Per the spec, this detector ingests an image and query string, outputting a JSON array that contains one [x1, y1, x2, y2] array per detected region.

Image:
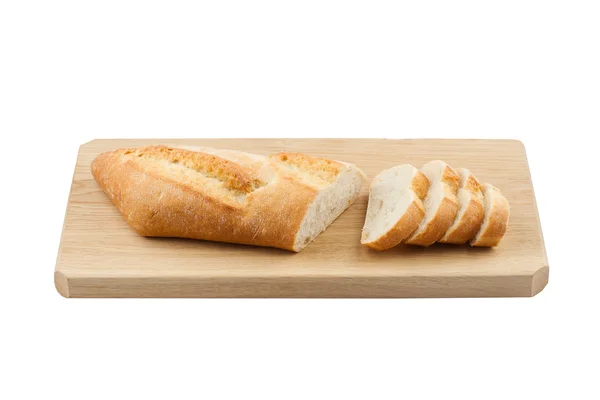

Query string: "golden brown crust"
[[441, 164, 460, 192], [404, 194, 459, 246], [439, 168, 485, 244], [404, 162, 460, 247], [411, 171, 429, 200], [439, 198, 484, 244], [91, 146, 362, 252], [470, 184, 510, 247], [463, 172, 482, 193], [269, 152, 344, 186], [363, 201, 425, 250], [139, 145, 265, 192]]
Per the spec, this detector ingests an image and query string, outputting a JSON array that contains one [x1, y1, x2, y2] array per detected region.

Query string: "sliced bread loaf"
[[361, 165, 429, 250], [439, 168, 485, 244], [91, 145, 366, 252], [470, 183, 510, 247], [404, 160, 460, 247]]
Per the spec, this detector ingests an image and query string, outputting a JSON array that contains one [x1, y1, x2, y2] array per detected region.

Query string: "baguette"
[[404, 160, 460, 246], [91, 145, 366, 252], [470, 183, 510, 247], [439, 168, 485, 244], [361, 165, 429, 250]]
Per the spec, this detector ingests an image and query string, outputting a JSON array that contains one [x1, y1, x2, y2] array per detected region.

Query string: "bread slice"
[[404, 160, 460, 246], [91, 145, 366, 252], [439, 168, 484, 244], [470, 183, 510, 247], [361, 165, 429, 250]]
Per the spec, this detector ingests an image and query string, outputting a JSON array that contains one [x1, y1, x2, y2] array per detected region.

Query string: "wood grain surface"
[[54, 139, 549, 298]]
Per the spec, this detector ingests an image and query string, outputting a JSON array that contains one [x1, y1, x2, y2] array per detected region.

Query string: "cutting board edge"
[[79, 138, 527, 153], [54, 265, 549, 298]]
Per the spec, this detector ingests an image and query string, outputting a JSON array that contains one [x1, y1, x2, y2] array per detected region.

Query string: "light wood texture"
[[55, 139, 548, 298]]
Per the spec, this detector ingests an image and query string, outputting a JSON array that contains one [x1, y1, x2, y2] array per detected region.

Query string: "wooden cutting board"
[[55, 139, 548, 298]]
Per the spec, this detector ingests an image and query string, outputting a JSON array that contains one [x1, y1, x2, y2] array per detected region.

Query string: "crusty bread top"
[[410, 170, 429, 201], [125, 146, 272, 204], [457, 168, 482, 194], [269, 152, 345, 188]]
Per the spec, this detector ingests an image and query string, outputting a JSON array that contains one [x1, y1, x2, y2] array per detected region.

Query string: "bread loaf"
[[91, 145, 366, 252], [361, 165, 429, 250]]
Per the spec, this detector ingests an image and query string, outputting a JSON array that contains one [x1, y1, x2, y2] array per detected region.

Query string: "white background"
[[1, 1, 599, 399]]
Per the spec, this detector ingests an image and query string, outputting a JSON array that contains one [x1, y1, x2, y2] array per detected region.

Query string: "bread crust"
[[269, 152, 344, 184], [470, 184, 510, 247], [411, 170, 429, 200], [363, 200, 425, 250], [439, 168, 485, 244], [404, 162, 460, 247], [404, 193, 458, 246], [92, 145, 362, 252], [439, 197, 484, 244]]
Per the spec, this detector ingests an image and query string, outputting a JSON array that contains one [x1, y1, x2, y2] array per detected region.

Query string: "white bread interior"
[[294, 163, 366, 251], [361, 165, 428, 250]]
